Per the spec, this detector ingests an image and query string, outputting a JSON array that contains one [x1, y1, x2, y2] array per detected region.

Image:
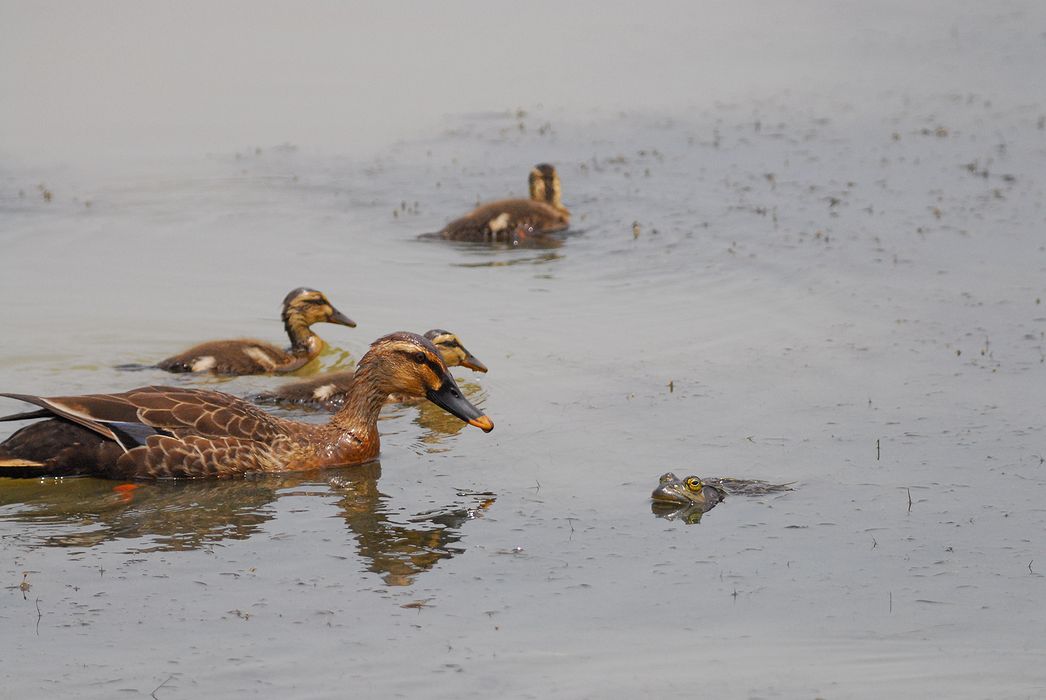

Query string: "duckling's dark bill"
[[329, 309, 357, 327], [426, 381, 494, 432], [461, 353, 488, 373]]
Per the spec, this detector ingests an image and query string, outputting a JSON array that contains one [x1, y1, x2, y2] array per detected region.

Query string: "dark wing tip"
[[107, 421, 160, 451]]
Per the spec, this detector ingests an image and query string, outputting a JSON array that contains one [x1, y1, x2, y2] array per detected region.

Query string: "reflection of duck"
[[332, 462, 496, 586], [0, 476, 277, 550], [254, 329, 487, 411], [157, 287, 356, 375], [0, 332, 493, 479], [0, 463, 495, 584], [436, 164, 569, 243]]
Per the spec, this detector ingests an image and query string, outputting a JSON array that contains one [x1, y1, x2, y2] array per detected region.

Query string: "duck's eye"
[[412, 351, 426, 364], [684, 477, 703, 492]]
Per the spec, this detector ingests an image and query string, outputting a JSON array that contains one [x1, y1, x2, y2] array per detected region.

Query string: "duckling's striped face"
[[283, 288, 356, 328], [425, 330, 489, 373], [528, 163, 563, 210]]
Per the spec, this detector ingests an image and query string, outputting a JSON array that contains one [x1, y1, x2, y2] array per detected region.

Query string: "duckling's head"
[[651, 473, 723, 508], [528, 163, 567, 214], [282, 287, 356, 329], [365, 332, 493, 432], [424, 329, 488, 373]]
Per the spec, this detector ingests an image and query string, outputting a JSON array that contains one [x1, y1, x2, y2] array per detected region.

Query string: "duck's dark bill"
[[330, 309, 357, 327], [426, 381, 494, 432]]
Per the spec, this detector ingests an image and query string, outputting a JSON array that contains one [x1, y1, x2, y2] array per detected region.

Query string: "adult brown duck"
[[253, 329, 487, 411], [0, 332, 493, 479], [156, 287, 356, 375], [436, 163, 570, 243]]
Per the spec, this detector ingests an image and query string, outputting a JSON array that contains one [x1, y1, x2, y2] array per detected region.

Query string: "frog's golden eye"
[[684, 477, 703, 492]]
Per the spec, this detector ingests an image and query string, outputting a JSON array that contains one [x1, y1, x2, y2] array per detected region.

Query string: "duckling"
[[157, 287, 356, 375], [436, 163, 569, 243], [253, 329, 487, 411], [0, 332, 493, 479]]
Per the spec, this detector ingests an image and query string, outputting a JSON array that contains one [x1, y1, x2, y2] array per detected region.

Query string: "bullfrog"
[[651, 472, 793, 524]]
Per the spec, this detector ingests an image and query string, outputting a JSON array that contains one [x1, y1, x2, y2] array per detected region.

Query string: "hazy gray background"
[[3, 0, 1042, 164]]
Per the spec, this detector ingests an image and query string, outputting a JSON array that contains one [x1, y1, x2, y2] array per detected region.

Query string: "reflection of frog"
[[0, 464, 495, 587], [650, 472, 792, 525]]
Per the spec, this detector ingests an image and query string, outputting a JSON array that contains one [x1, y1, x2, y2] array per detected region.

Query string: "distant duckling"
[[157, 287, 356, 375], [253, 329, 487, 411], [437, 163, 569, 242]]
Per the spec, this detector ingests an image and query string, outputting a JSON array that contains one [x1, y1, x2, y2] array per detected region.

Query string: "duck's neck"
[[547, 182, 567, 215], [283, 313, 322, 357], [531, 178, 567, 215], [329, 357, 391, 434]]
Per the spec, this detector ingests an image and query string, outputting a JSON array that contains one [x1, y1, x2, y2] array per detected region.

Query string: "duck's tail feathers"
[[0, 408, 51, 422]]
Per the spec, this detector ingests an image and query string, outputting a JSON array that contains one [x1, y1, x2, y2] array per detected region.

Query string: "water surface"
[[2, 3, 1046, 699]]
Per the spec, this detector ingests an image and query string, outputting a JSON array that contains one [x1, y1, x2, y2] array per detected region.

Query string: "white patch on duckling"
[[313, 384, 337, 401], [191, 356, 217, 372], [244, 347, 278, 370], [487, 212, 511, 233]]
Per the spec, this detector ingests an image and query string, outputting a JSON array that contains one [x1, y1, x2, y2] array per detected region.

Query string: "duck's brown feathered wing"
[[1, 390, 146, 449], [0, 386, 294, 478], [3, 386, 287, 444]]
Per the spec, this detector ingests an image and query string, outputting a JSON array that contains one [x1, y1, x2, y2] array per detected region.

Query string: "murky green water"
[[3, 4, 1046, 699]]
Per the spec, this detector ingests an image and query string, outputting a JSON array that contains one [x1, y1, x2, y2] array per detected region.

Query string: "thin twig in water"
[[152, 674, 175, 700], [34, 598, 42, 636], [1030, 560, 1035, 574], [876, 439, 880, 461], [907, 488, 912, 512]]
